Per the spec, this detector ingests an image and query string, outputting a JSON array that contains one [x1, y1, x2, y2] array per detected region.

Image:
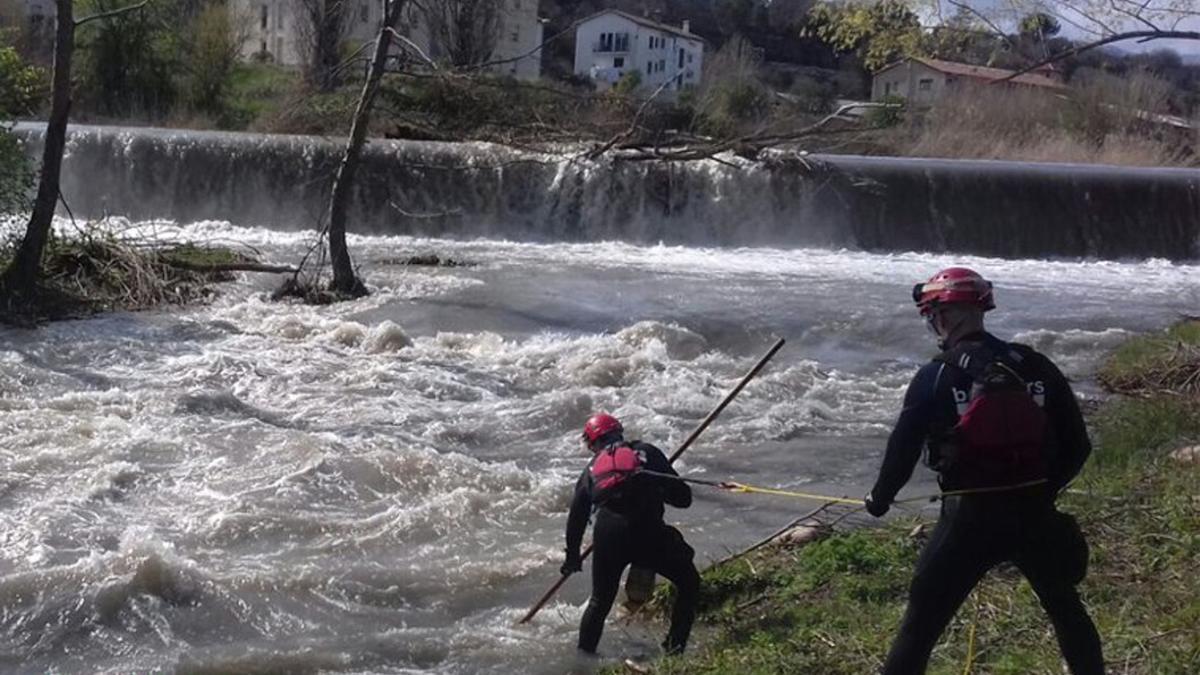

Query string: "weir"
[[15, 123, 1200, 259]]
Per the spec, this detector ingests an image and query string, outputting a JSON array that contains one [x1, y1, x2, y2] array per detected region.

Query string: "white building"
[[237, 0, 543, 80], [573, 10, 704, 96]]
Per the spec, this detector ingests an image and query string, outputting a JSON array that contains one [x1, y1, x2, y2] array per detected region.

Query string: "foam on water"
[[1, 219, 1197, 673]]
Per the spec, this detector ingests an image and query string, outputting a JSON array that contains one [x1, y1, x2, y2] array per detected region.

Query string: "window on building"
[[360, 3, 368, 22], [678, 47, 684, 68], [598, 32, 613, 52], [614, 33, 629, 51], [511, 28, 519, 43], [687, 53, 693, 63], [658, 59, 665, 72], [647, 61, 653, 74], [918, 78, 933, 91], [613, 57, 624, 68], [260, 4, 268, 30], [260, 40, 267, 54]]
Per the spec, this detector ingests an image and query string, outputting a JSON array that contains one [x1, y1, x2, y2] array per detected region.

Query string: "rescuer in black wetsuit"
[[864, 267, 1104, 675], [562, 413, 700, 656]]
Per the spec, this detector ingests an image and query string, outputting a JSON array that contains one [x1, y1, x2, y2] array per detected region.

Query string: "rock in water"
[[775, 523, 825, 546], [623, 657, 652, 673]]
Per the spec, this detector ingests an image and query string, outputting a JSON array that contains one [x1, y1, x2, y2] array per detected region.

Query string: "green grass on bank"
[[612, 323, 1200, 674], [1098, 321, 1200, 397], [225, 63, 303, 131]]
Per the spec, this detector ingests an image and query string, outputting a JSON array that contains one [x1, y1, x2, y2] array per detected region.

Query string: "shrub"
[[693, 37, 770, 136], [865, 93, 905, 127], [182, 4, 244, 121], [0, 46, 40, 214], [612, 69, 642, 96], [75, 0, 183, 119]]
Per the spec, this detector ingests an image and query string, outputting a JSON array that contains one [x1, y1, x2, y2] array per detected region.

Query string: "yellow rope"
[[714, 478, 1049, 507], [908, 478, 1049, 503], [720, 483, 862, 505]]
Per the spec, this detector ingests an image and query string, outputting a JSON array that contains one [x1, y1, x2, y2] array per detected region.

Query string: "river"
[[2, 125, 1199, 673], [1, 219, 1196, 674]]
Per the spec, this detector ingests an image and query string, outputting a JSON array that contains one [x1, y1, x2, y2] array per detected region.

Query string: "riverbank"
[[620, 321, 1200, 674]]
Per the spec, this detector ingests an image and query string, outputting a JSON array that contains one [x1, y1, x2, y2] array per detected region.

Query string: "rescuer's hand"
[[865, 492, 890, 518], [561, 549, 583, 576]]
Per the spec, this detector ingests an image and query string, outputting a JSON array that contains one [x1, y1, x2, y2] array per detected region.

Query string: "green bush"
[[181, 4, 242, 122], [612, 69, 642, 96], [0, 46, 39, 214], [76, 0, 183, 119], [866, 94, 905, 128], [0, 126, 32, 215], [0, 45, 43, 117]]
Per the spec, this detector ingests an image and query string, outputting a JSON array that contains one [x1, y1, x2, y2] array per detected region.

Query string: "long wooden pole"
[[516, 337, 786, 625]]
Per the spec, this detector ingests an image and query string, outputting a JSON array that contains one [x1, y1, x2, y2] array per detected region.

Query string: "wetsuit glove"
[[561, 549, 582, 576], [864, 492, 890, 518]]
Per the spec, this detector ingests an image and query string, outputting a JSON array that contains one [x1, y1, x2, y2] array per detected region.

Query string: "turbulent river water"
[[1, 218, 1197, 674]]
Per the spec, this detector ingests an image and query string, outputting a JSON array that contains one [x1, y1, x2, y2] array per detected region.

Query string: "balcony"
[[592, 34, 631, 53]]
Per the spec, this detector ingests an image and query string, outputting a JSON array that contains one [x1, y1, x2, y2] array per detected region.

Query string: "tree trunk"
[[325, 0, 405, 297], [0, 0, 74, 303], [313, 0, 344, 92]]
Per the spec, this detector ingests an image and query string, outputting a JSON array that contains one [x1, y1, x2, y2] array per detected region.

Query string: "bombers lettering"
[[953, 380, 1046, 415]]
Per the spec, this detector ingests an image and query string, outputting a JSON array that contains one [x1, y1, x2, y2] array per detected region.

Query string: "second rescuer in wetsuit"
[[562, 413, 700, 656], [865, 267, 1104, 674]]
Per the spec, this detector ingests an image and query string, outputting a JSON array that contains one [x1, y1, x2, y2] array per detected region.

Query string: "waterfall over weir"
[[18, 123, 1200, 259]]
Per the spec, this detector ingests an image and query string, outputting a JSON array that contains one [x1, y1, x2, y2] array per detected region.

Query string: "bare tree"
[[419, 0, 501, 67], [0, 0, 148, 308], [295, 0, 351, 91], [921, 2, 1199, 82], [324, 0, 411, 297], [977, 0, 1200, 82]]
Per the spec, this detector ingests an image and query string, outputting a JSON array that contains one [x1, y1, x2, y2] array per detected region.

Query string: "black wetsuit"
[[869, 332, 1103, 675], [565, 441, 700, 655]]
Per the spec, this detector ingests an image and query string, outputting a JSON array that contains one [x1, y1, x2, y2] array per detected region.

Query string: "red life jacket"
[[589, 445, 644, 505], [936, 345, 1049, 489]]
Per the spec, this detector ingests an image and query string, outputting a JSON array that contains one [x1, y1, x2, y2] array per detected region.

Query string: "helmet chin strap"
[[930, 311, 972, 350]]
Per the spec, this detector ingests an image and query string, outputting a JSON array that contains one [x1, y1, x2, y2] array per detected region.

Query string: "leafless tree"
[[0, 0, 148, 308], [915, 2, 1199, 83], [419, 0, 501, 67], [294, 0, 351, 91], [323, 0, 413, 297]]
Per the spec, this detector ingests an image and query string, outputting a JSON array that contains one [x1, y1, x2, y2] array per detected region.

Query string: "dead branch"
[[945, 0, 1015, 49], [162, 259, 298, 274], [993, 30, 1200, 84], [75, 0, 149, 27], [458, 20, 579, 73], [608, 102, 900, 163], [389, 201, 462, 219], [584, 78, 677, 160], [384, 27, 438, 69]]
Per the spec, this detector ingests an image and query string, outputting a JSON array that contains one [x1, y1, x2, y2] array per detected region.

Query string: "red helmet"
[[913, 267, 995, 316], [582, 413, 623, 449]]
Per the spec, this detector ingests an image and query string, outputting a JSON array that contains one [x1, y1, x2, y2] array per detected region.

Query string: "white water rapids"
[[1, 220, 1197, 674]]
